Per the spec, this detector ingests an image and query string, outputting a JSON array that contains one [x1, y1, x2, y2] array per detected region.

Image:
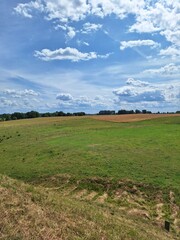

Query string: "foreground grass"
[[0, 175, 177, 240]]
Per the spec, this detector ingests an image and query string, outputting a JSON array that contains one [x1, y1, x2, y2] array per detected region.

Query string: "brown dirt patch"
[[73, 189, 88, 199], [96, 193, 108, 204], [90, 114, 180, 123], [84, 191, 98, 200], [128, 208, 150, 219]]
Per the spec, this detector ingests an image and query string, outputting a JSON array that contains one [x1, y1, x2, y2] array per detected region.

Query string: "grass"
[[0, 175, 176, 240], [0, 116, 179, 239], [0, 116, 179, 189]]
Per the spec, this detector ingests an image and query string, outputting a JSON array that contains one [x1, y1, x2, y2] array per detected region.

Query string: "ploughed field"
[[91, 113, 180, 122], [0, 115, 180, 239]]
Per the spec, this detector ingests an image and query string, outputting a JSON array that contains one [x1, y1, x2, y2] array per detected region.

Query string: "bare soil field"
[[90, 113, 180, 122]]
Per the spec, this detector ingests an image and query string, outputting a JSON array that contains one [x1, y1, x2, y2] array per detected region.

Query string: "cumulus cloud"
[[129, 1, 180, 43], [14, 0, 179, 59], [14, 1, 179, 46], [120, 40, 160, 50], [15, 0, 90, 22], [14, 0, 44, 18], [0, 88, 43, 112], [113, 78, 179, 105], [114, 88, 165, 102], [34, 47, 110, 62], [56, 93, 73, 101], [160, 30, 180, 47], [159, 46, 180, 58], [126, 78, 149, 87], [129, 21, 161, 33], [14, 0, 145, 22]]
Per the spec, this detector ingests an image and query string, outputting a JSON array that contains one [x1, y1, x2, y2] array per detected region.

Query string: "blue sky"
[[0, 0, 179, 113]]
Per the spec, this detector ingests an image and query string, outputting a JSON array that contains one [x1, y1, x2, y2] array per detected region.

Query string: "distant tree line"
[[98, 109, 180, 115], [98, 109, 151, 115], [0, 109, 179, 121], [0, 111, 85, 121]]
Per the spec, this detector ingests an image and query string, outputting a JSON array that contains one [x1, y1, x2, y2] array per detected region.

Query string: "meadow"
[[0, 115, 180, 239]]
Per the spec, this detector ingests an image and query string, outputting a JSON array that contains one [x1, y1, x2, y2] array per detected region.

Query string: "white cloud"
[[0, 88, 43, 112], [129, 21, 161, 33], [0, 97, 18, 107], [77, 40, 89, 47], [3, 89, 39, 97], [14, 0, 180, 60], [159, 46, 180, 58], [129, 1, 180, 46], [83, 42, 89, 46], [66, 26, 76, 39], [14, 1, 179, 46], [81, 22, 102, 34], [56, 93, 73, 101], [56, 94, 113, 110], [126, 78, 149, 87], [54, 24, 76, 39], [14, 0, 44, 18], [120, 40, 160, 50], [14, 0, 145, 22], [54, 24, 67, 31], [113, 78, 180, 105], [15, 0, 90, 22], [160, 30, 180, 46], [34, 47, 111, 62], [143, 63, 180, 76]]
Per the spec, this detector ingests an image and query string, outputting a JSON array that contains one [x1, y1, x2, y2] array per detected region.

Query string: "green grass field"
[[0, 116, 180, 239], [0, 116, 179, 188]]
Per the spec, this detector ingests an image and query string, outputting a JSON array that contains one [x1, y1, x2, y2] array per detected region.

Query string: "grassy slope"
[[0, 175, 176, 240], [0, 116, 179, 239]]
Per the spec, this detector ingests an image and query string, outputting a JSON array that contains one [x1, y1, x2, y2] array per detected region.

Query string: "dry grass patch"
[[0, 175, 179, 240]]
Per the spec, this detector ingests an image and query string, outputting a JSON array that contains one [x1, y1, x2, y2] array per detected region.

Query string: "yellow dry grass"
[[0, 175, 178, 240]]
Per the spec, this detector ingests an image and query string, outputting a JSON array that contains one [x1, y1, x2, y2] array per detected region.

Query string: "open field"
[[0, 115, 180, 239], [91, 113, 180, 122]]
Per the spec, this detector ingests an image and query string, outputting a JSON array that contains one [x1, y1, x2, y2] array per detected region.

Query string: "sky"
[[0, 0, 179, 114]]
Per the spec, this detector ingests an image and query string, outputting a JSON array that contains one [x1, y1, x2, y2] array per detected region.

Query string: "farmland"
[[91, 113, 180, 122], [0, 114, 180, 239]]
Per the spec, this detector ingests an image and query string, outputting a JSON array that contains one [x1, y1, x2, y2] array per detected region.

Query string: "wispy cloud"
[[143, 63, 180, 76], [81, 22, 102, 34], [3, 89, 39, 97], [120, 40, 160, 50]]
